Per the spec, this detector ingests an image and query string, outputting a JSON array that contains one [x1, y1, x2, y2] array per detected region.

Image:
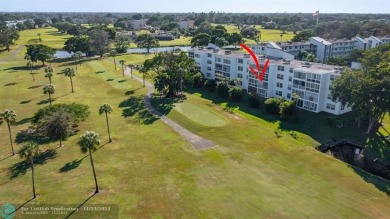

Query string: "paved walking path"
[[125, 67, 216, 150]]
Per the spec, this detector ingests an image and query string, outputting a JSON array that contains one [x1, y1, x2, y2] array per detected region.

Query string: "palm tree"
[[26, 61, 35, 81], [99, 104, 113, 143], [138, 65, 146, 87], [75, 51, 83, 67], [37, 33, 41, 43], [44, 66, 54, 84], [19, 141, 41, 199], [119, 60, 126, 77], [280, 34, 284, 43], [64, 68, 76, 93], [43, 84, 55, 105], [110, 50, 117, 70], [0, 109, 17, 156], [78, 131, 100, 194], [128, 64, 134, 79]]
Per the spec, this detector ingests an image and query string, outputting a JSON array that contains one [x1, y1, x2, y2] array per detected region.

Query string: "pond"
[[54, 46, 192, 59], [126, 46, 191, 53], [54, 51, 86, 59]]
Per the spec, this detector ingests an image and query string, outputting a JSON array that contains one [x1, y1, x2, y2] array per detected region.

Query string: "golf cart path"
[[125, 67, 216, 150], [0, 45, 24, 63]]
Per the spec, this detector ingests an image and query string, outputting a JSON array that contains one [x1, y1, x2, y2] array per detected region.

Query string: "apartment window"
[[195, 54, 200, 58], [288, 85, 292, 90], [207, 66, 212, 71], [294, 71, 306, 80], [287, 93, 291, 99], [277, 66, 285, 71], [223, 59, 231, 64], [216, 58, 221, 62], [275, 90, 283, 96], [237, 73, 243, 78], [289, 68, 294, 73], [207, 53, 212, 58], [277, 74, 284, 80], [207, 60, 212, 64], [238, 59, 243, 64], [288, 76, 292, 82], [306, 82, 320, 93], [188, 52, 194, 58], [327, 93, 332, 100], [276, 82, 283, 88], [326, 103, 336, 110], [330, 75, 337, 81], [238, 66, 243, 71]]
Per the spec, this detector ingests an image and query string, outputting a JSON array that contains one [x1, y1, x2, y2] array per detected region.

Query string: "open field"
[[220, 24, 295, 44], [0, 28, 389, 218]]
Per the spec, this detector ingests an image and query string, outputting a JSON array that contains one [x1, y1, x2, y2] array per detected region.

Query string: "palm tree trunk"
[[59, 139, 62, 147], [113, 56, 117, 70], [7, 122, 14, 156], [131, 67, 133, 79], [70, 76, 74, 93], [49, 77, 52, 84], [88, 148, 99, 194], [31, 159, 36, 198], [30, 67, 35, 81], [48, 93, 52, 105], [122, 65, 124, 77], [105, 112, 112, 143], [142, 72, 145, 87]]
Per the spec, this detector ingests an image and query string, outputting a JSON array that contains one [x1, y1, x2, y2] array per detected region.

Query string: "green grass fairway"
[[88, 60, 132, 90], [0, 28, 389, 218], [174, 102, 227, 127], [220, 24, 295, 43]]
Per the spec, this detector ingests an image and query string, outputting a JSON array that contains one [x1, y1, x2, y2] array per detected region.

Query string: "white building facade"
[[178, 20, 195, 30], [251, 35, 390, 63], [189, 47, 351, 115]]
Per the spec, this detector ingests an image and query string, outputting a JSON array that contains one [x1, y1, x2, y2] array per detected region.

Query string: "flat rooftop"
[[189, 47, 340, 74]]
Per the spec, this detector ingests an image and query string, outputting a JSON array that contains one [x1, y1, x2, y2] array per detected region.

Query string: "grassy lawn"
[[173, 102, 227, 127], [0, 28, 389, 218], [220, 24, 295, 44]]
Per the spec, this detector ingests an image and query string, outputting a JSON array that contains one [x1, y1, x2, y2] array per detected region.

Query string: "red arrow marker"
[[240, 43, 270, 81]]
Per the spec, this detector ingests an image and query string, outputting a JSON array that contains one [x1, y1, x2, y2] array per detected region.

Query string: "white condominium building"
[[189, 47, 352, 115], [251, 35, 390, 63], [178, 20, 195, 30]]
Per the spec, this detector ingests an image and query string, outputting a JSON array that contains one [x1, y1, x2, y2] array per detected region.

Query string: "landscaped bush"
[[279, 100, 297, 121], [193, 72, 205, 88], [264, 97, 282, 115], [247, 93, 261, 107], [216, 80, 230, 98], [228, 86, 243, 102], [32, 103, 90, 124], [204, 79, 217, 92]]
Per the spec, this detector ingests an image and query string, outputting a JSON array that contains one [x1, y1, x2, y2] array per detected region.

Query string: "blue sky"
[[1, 0, 389, 13]]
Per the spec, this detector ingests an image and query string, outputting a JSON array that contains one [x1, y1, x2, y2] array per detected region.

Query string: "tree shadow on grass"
[[20, 100, 32, 104], [119, 95, 158, 125], [65, 193, 96, 219], [8, 149, 57, 179], [5, 82, 17, 86], [352, 166, 390, 195], [59, 159, 83, 173], [150, 95, 182, 116], [28, 85, 41, 89], [118, 79, 126, 83], [36, 99, 52, 105], [7, 197, 34, 218], [16, 117, 33, 125], [106, 79, 114, 81], [96, 71, 106, 74]]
